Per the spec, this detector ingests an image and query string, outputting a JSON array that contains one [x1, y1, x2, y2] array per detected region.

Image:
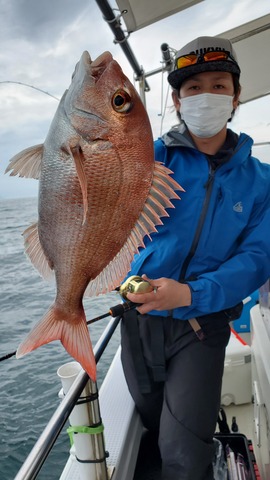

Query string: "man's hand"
[[126, 274, 192, 315]]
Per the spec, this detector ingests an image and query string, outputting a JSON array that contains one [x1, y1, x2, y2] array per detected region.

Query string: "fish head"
[[64, 50, 154, 158]]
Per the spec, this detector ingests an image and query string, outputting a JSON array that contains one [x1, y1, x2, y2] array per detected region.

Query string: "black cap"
[[168, 36, 241, 90]]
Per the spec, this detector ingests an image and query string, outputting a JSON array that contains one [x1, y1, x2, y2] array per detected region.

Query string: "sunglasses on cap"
[[176, 50, 236, 69]]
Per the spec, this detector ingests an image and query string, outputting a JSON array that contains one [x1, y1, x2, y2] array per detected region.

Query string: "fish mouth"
[[65, 51, 114, 124], [80, 50, 114, 84], [70, 50, 114, 89], [65, 50, 125, 132]]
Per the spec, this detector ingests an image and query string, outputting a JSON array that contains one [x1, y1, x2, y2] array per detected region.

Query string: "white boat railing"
[[14, 315, 121, 480]]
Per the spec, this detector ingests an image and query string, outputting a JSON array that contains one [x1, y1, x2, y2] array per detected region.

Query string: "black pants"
[[121, 314, 231, 480]]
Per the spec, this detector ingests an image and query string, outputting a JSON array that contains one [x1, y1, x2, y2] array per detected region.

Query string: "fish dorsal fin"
[[5, 144, 43, 179], [23, 222, 54, 281], [85, 162, 184, 296]]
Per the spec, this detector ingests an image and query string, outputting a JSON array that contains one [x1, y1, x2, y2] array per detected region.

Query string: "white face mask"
[[179, 93, 234, 138]]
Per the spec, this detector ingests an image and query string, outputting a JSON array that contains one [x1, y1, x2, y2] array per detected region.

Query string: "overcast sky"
[[0, 0, 269, 199]]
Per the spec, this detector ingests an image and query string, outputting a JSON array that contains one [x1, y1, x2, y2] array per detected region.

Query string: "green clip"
[[67, 424, 104, 446]]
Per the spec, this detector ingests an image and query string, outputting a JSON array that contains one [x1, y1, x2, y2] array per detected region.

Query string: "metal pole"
[[138, 73, 147, 108], [14, 316, 121, 480], [94, 0, 150, 91]]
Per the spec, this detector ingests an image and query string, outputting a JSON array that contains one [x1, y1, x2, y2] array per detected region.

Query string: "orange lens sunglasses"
[[176, 50, 234, 69]]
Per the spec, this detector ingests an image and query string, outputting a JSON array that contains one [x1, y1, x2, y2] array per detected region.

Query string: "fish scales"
[[5, 50, 184, 380]]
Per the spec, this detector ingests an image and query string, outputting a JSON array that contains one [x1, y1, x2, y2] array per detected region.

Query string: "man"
[[121, 36, 270, 479]]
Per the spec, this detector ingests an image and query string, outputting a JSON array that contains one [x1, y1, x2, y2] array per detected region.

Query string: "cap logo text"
[[190, 47, 227, 55]]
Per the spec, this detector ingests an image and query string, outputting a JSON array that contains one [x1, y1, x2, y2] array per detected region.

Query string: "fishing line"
[[0, 81, 60, 101]]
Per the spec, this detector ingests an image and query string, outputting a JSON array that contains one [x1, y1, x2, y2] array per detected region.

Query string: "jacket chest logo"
[[233, 201, 243, 213]]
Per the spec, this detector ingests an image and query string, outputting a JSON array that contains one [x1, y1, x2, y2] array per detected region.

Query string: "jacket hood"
[[162, 122, 195, 148], [161, 124, 254, 171]]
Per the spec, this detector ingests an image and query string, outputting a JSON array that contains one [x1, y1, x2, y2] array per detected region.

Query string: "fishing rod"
[[0, 276, 151, 363], [0, 300, 138, 363], [1, 275, 204, 362]]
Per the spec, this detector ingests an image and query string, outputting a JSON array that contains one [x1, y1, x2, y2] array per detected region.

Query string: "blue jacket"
[[128, 127, 270, 320]]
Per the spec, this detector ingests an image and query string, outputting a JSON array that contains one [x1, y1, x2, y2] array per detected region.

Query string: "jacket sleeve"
[[173, 205, 270, 320]]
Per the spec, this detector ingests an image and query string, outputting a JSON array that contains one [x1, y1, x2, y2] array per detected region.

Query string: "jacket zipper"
[[179, 167, 215, 282]]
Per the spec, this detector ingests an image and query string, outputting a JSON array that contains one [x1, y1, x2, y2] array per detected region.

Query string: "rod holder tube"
[[57, 362, 108, 480]]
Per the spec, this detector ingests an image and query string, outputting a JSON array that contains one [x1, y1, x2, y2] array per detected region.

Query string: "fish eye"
[[112, 89, 132, 113]]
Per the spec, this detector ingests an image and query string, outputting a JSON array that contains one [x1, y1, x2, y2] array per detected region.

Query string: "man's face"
[[172, 71, 239, 112]]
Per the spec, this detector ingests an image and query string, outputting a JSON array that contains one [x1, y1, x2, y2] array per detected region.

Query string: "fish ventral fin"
[[23, 222, 54, 281], [16, 305, 97, 381], [85, 161, 184, 296], [5, 144, 43, 179]]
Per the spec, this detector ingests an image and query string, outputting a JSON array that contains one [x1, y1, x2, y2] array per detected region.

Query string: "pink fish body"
[[6, 51, 183, 380]]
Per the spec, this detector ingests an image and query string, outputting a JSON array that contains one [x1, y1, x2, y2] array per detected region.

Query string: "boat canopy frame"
[[96, 0, 270, 105]]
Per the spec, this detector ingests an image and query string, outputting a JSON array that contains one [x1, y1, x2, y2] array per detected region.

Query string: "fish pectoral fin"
[[23, 222, 54, 281], [67, 144, 89, 225], [16, 305, 97, 381], [5, 144, 43, 179]]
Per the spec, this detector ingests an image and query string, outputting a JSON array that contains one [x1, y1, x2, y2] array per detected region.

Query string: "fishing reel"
[[109, 276, 154, 318], [119, 275, 153, 300]]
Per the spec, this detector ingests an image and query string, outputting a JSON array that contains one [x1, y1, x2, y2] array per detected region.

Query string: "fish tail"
[[16, 305, 96, 381]]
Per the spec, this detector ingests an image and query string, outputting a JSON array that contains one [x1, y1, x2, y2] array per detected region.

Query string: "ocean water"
[[0, 197, 121, 480]]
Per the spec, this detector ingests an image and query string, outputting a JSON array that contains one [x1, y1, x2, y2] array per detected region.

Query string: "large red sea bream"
[[5, 51, 183, 380]]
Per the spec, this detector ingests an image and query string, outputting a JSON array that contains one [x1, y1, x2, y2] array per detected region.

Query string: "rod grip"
[[109, 301, 140, 317]]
